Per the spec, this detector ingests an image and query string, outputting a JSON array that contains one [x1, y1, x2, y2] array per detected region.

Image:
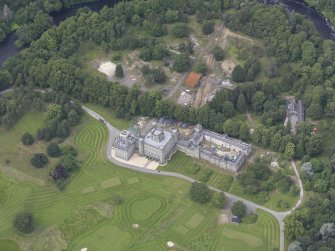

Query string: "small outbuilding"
[[232, 215, 241, 224], [185, 72, 202, 88]]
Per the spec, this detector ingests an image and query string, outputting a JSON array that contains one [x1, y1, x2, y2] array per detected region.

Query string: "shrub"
[[276, 199, 290, 209], [151, 68, 166, 83], [47, 143, 62, 157], [242, 213, 258, 224], [193, 62, 208, 75], [212, 192, 227, 209], [212, 46, 224, 61], [60, 154, 78, 172], [231, 65, 245, 83], [21, 133, 34, 146], [217, 176, 234, 191], [289, 186, 299, 196], [51, 165, 69, 181], [288, 241, 302, 251], [141, 66, 166, 85], [198, 169, 213, 182], [31, 153, 48, 168], [61, 145, 77, 157], [13, 212, 34, 233], [202, 20, 215, 35], [55, 179, 67, 191], [115, 64, 124, 78], [231, 201, 247, 218], [189, 182, 211, 204], [112, 195, 123, 205], [112, 54, 122, 61], [171, 23, 189, 38], [277, 177, 291, 193], [186, 164, 201, 174], [172, 53, 190, 72]]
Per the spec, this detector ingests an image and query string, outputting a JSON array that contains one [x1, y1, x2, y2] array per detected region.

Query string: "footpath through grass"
[[0, 115, 279, 251]]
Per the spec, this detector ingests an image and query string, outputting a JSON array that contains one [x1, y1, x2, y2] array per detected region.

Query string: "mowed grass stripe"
[[0, 115, 280, 251], [258, 210, 279, 250]]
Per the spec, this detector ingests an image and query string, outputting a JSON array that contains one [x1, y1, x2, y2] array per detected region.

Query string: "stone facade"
[[139, 127, 177, 164], [113, 130, 136, 160], [113, 123, 251, 173], [177, 126, 252, 173]]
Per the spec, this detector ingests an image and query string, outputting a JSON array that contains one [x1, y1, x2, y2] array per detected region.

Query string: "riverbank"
[[0, 0, 334, 68], [304, 0, 335, 28], [0, 0, 117, 67]]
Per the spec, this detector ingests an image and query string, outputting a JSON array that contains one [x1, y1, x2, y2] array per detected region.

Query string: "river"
[[266, 0, 335, 40], [0, 0, 334, 67]]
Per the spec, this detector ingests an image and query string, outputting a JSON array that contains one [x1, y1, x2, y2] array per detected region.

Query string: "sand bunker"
[[167, 241, 175, 248], [81, 248, 88, 251], [98, 61, 116, 78]]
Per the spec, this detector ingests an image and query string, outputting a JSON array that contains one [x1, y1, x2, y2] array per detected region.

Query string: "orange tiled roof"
[[185, 72, 202, 87]]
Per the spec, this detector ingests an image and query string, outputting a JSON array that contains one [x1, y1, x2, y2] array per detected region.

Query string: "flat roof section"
[[144, 128, 173, 149], [114, 136, 136, 151]]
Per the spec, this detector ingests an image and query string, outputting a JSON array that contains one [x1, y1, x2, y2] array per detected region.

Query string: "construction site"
[[92, 19, 262, 108]]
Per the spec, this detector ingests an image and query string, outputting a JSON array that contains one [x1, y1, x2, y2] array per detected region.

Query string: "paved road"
[[1, 87, 305, 251], [82, 105, 305, 251]]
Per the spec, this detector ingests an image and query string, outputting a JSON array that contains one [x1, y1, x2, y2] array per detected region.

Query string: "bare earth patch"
[[14, 227, 67, 251], [218, 209, 232, 224], [91, 202, 113, 218], [0, 165, 45, 186]]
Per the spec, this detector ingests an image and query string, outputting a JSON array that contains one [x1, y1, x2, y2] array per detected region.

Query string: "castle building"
[[112, 123, 251, 173], [113, 130, 136, 160], [139, 127, 177, 165]]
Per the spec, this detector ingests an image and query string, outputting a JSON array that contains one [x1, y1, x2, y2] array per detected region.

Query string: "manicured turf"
[[0, 239, 20, 251], [0, 112, 53, 180], [210, 210, 279, 251], [229, 180, 298, 212], [0, 115, 279, 251], [82, 103, 134, 130], [159, 151, 234, 191], [160, 151, 298, 211]]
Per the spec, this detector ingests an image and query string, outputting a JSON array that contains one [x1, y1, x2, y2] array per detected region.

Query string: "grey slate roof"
[[144, 127, 173, 149], [114, 136, 136, 151]]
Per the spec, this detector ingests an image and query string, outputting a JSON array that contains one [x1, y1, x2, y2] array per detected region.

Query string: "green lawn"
[[216, 210, 279, 251], [229, 180, 298, 212], [0, 112, 54, 180], [0, 112, 89, 181], [159, 151, 234, 191], [0, 115, 279, 251], [82, 103, 134, 130], [0, 239, 20, 251], [159, 151, 298, 211]]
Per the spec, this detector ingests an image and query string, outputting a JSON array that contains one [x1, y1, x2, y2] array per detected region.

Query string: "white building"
[[113, 130, 136, 160], [139, 127, 177, 165]]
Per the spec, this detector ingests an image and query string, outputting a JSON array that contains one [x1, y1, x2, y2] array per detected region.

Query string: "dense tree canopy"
[[13, 212, 34, 233], [31, 153, 48, 168], [21, 133, 34, 146], [231, 201, 247, 218], [189, 182, 211, 204]]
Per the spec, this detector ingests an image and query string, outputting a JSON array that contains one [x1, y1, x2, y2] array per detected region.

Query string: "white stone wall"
[[114, 144, 135, 161]]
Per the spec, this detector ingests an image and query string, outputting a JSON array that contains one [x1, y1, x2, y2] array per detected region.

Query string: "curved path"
[[82, 106, 304, 251], [1, 88, 304, 251]]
